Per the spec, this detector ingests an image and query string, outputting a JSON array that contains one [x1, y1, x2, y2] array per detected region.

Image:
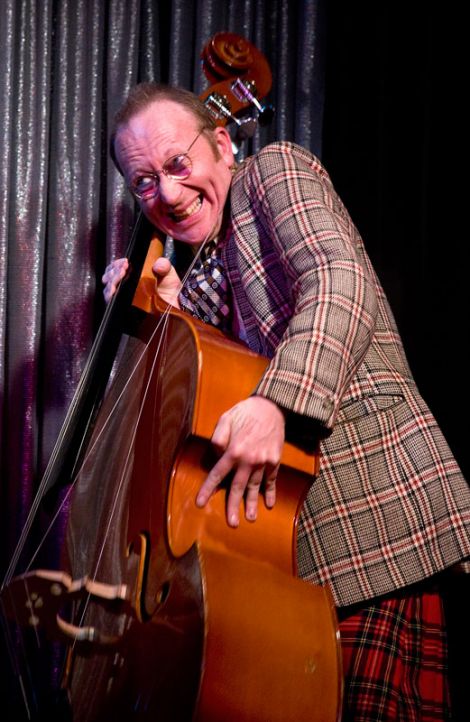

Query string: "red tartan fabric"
[[337, 584, 450, 721]]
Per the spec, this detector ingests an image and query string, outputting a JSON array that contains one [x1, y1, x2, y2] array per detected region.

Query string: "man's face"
[[114, 99, 235, 246]]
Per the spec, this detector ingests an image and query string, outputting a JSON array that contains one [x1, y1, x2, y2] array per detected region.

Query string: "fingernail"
[[229, 514, 239, 527]]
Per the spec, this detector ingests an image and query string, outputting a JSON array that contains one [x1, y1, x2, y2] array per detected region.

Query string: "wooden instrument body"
[[2, 261, 342, 721], [62, 300, 341, 721]]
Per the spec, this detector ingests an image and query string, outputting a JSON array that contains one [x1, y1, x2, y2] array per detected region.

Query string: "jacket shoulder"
[[236, 141, 330, 182]]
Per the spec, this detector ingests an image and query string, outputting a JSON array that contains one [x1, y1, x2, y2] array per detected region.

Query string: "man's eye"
[[134, 175, 158, 194], [165, 154, 191, 177]]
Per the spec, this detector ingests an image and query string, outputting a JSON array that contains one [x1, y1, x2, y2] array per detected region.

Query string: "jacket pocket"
[[336, 393, 406, 425]]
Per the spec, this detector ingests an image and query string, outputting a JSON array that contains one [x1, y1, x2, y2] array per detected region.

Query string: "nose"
[[157, 174, 182, 205]]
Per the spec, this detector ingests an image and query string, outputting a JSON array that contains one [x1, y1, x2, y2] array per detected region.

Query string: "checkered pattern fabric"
[[223, 142, 470, 607], [179, 240, 231, 332], [338, 583, 449, 721]]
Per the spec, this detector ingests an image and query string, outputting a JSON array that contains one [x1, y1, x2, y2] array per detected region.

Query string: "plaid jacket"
[[223, 141, 470, 607]]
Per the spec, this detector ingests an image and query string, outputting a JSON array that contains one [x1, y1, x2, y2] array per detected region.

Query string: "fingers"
[[196, 397, 284, 527], [196, 412, 233, 508], [263, 463, 278, 509], [102, 258, 129, 303], [243, 465, 265, 523], [196, 453, 279, 527], [210, 410, 232, 452], [196, 452, 236, 513], [197, 456, 270, 528], [242, 459, 278, 523]]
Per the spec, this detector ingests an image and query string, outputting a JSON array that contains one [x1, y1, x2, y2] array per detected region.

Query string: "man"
[[104, 82, 470, 720]]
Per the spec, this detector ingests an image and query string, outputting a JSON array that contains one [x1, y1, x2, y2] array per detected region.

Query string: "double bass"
[[1, 33, 342, 721]]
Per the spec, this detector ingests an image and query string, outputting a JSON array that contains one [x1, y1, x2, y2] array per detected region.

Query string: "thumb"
[[152, 256, 172, 278], [151, 257, 182, 307], [211, 411, 233, 454]]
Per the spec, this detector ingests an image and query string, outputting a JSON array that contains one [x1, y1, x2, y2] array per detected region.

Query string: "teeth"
[[172, 196, 202, 222]]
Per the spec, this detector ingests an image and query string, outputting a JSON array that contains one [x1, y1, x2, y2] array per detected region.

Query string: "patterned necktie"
[[179, 238, 232, 332]]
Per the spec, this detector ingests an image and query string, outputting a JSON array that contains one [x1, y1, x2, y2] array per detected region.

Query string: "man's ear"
[[214, 125, 235, 166]]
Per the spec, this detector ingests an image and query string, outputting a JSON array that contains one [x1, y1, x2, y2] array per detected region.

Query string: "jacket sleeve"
[[238, 143, 379, 431]]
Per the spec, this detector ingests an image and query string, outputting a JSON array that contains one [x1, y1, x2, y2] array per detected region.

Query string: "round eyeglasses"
[[128, 128, 205, 201]]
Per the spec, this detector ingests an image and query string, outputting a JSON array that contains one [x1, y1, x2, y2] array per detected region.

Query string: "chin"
[[174, 221, 218, 246], [177, 234, 205, 246]]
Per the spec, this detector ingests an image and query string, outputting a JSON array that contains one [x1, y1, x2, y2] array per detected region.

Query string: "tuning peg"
[[204, 92, 258, 147], [204, 92, 236, 124], [231, 78, 275, 126]]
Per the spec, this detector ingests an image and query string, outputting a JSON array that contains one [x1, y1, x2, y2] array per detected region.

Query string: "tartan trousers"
[[337, 580, 450, 721]]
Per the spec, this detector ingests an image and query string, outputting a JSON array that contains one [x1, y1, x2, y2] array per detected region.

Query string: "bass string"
[[3, 223, 214, 587], [74, 224, 218, 585], [1, 223, 219, 719], [1, 212, 146, 591], [28, 225, 215, 578], [0, 308, 174, 720], [51, 225, 218, 649], [69, 309, 174, 652]]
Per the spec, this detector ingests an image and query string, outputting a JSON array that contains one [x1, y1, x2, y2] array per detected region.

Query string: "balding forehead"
[[124, 98, 200, 131]]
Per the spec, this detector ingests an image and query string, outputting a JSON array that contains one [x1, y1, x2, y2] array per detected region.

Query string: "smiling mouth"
[[170, 195, 202, 223]]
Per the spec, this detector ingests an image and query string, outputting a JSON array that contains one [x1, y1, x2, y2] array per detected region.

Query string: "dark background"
[[323, 5, 469, 717], [323, 3, 468, 481]]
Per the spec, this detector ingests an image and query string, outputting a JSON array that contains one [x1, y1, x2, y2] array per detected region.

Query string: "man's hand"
[[196, 396, 285, 527], [102, 256, 182, 307], [102, 258, 129, 303]]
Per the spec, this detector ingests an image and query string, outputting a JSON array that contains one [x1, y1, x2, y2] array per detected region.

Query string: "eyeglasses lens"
[[132, 154, 192, 199], [165, 154, 192, 178]]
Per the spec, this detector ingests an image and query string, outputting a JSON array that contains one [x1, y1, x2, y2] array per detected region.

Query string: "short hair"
[[110, 82, 218, 173]]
